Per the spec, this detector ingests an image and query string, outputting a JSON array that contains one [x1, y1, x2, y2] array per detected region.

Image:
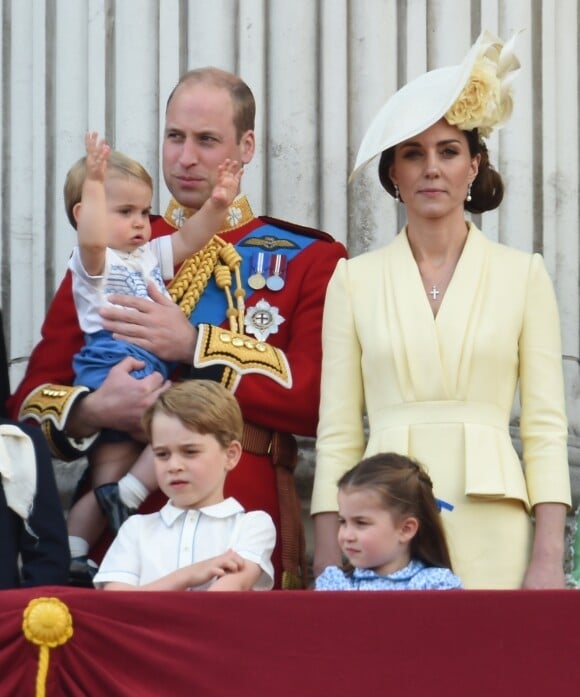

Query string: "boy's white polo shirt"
[[93, 497, 275, 590]]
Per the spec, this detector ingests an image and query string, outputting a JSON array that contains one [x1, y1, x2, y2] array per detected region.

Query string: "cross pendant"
[[429, 285, 440, 300]]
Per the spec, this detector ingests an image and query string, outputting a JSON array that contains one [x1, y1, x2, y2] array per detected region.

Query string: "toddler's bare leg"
[[128, 444, 158, 492], [67, 440, 143, 546]]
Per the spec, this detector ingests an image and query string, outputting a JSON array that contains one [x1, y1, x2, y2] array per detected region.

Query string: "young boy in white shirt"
[[93, 380, 275, 590]]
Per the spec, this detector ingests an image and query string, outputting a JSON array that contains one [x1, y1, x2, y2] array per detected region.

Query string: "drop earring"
[[466, 182, 472, 202], [394, 184, 400, 202]]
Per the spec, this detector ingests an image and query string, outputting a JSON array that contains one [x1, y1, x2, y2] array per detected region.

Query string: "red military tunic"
[[8, 195, 347, 588]]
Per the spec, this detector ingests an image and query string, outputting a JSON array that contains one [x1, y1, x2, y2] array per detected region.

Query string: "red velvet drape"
[[2, 587, 578, 696]]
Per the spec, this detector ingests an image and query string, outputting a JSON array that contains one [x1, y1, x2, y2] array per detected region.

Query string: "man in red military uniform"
[[8, 67, 347, 589]]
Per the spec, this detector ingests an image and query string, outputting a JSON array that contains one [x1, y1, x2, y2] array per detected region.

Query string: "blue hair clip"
[[435, 497, 454, 512]]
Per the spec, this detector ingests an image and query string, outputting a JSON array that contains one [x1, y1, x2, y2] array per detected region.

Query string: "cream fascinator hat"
[[350, 30, 521, 181]]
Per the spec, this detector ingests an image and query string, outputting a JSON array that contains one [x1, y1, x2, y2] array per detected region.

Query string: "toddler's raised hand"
[[211, 159, 243, 208], [85, 131, 110, 182]]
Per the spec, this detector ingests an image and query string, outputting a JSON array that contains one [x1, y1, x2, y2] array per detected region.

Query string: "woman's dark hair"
[[338, 452, 454, 570], [378, 127, 504, 213]]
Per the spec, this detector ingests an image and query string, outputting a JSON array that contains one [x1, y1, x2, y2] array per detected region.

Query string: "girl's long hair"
[[338, 452, 454, 570]]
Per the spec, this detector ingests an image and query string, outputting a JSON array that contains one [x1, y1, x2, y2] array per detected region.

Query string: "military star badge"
[[244, 299, 285, 341]]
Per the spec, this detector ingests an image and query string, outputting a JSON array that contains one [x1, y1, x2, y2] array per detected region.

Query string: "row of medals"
[[247, 252, 287, 292]]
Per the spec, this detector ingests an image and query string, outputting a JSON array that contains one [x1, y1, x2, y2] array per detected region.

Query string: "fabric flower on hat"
[[445, 32, 521, 137], [349, 30, 522, 180]]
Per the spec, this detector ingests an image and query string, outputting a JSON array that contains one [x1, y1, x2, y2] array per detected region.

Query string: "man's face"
[[162, 82, 255, 210]]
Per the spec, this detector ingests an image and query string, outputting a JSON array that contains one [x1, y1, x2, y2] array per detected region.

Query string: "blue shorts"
[[73, 330, 177, 390]]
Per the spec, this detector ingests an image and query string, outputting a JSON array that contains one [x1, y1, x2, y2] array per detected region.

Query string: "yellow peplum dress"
[[312, 224, 571, 589]]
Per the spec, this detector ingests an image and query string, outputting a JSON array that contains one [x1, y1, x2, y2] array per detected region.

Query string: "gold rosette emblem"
[[22, 597, 74, 696]]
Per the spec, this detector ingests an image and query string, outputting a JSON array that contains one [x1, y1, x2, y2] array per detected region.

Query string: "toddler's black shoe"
[[94, 482, 135, 534], [69, 556, 98, 588]]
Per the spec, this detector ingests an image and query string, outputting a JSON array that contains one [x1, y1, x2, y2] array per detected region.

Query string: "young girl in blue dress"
[[315, 452, 462, 590]]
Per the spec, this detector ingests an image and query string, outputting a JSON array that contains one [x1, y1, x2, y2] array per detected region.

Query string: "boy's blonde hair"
[[142, 380, 243, 448], [63, 149, 153, 229]]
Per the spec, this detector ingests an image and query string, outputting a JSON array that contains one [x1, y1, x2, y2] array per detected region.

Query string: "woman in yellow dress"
[[311, 31, 571, 589]]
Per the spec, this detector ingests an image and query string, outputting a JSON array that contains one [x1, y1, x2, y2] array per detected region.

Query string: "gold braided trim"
[[40, 422, 66, 461], [20, 384, 99, 458], [20, 384, 90, 431], [168, 238, 221, 317], [221, 366, 239, 392], [282, 570, 305, 590], [213, 240, 246, 333], [194, 324, 292, 389], [168, 236, 247, 334], [165, 195, 253, 325]]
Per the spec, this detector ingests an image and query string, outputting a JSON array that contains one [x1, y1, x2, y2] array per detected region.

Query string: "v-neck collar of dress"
[[386, 223, 488, 398]]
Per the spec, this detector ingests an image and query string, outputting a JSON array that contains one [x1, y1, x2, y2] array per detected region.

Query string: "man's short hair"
[[166, 67, 256, 141]]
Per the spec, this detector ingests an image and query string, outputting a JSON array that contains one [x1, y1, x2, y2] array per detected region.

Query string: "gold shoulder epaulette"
[[194, 324, 292, 391]]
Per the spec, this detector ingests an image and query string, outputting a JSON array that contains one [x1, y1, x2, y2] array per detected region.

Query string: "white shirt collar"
[[113, 246, 147, 262], [159, 497, 245, 526]]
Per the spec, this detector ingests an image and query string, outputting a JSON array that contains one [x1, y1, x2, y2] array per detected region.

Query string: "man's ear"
[[398, 516, 419, 544], [239, 130, 255, 165], [224, 440, 242, 472]]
